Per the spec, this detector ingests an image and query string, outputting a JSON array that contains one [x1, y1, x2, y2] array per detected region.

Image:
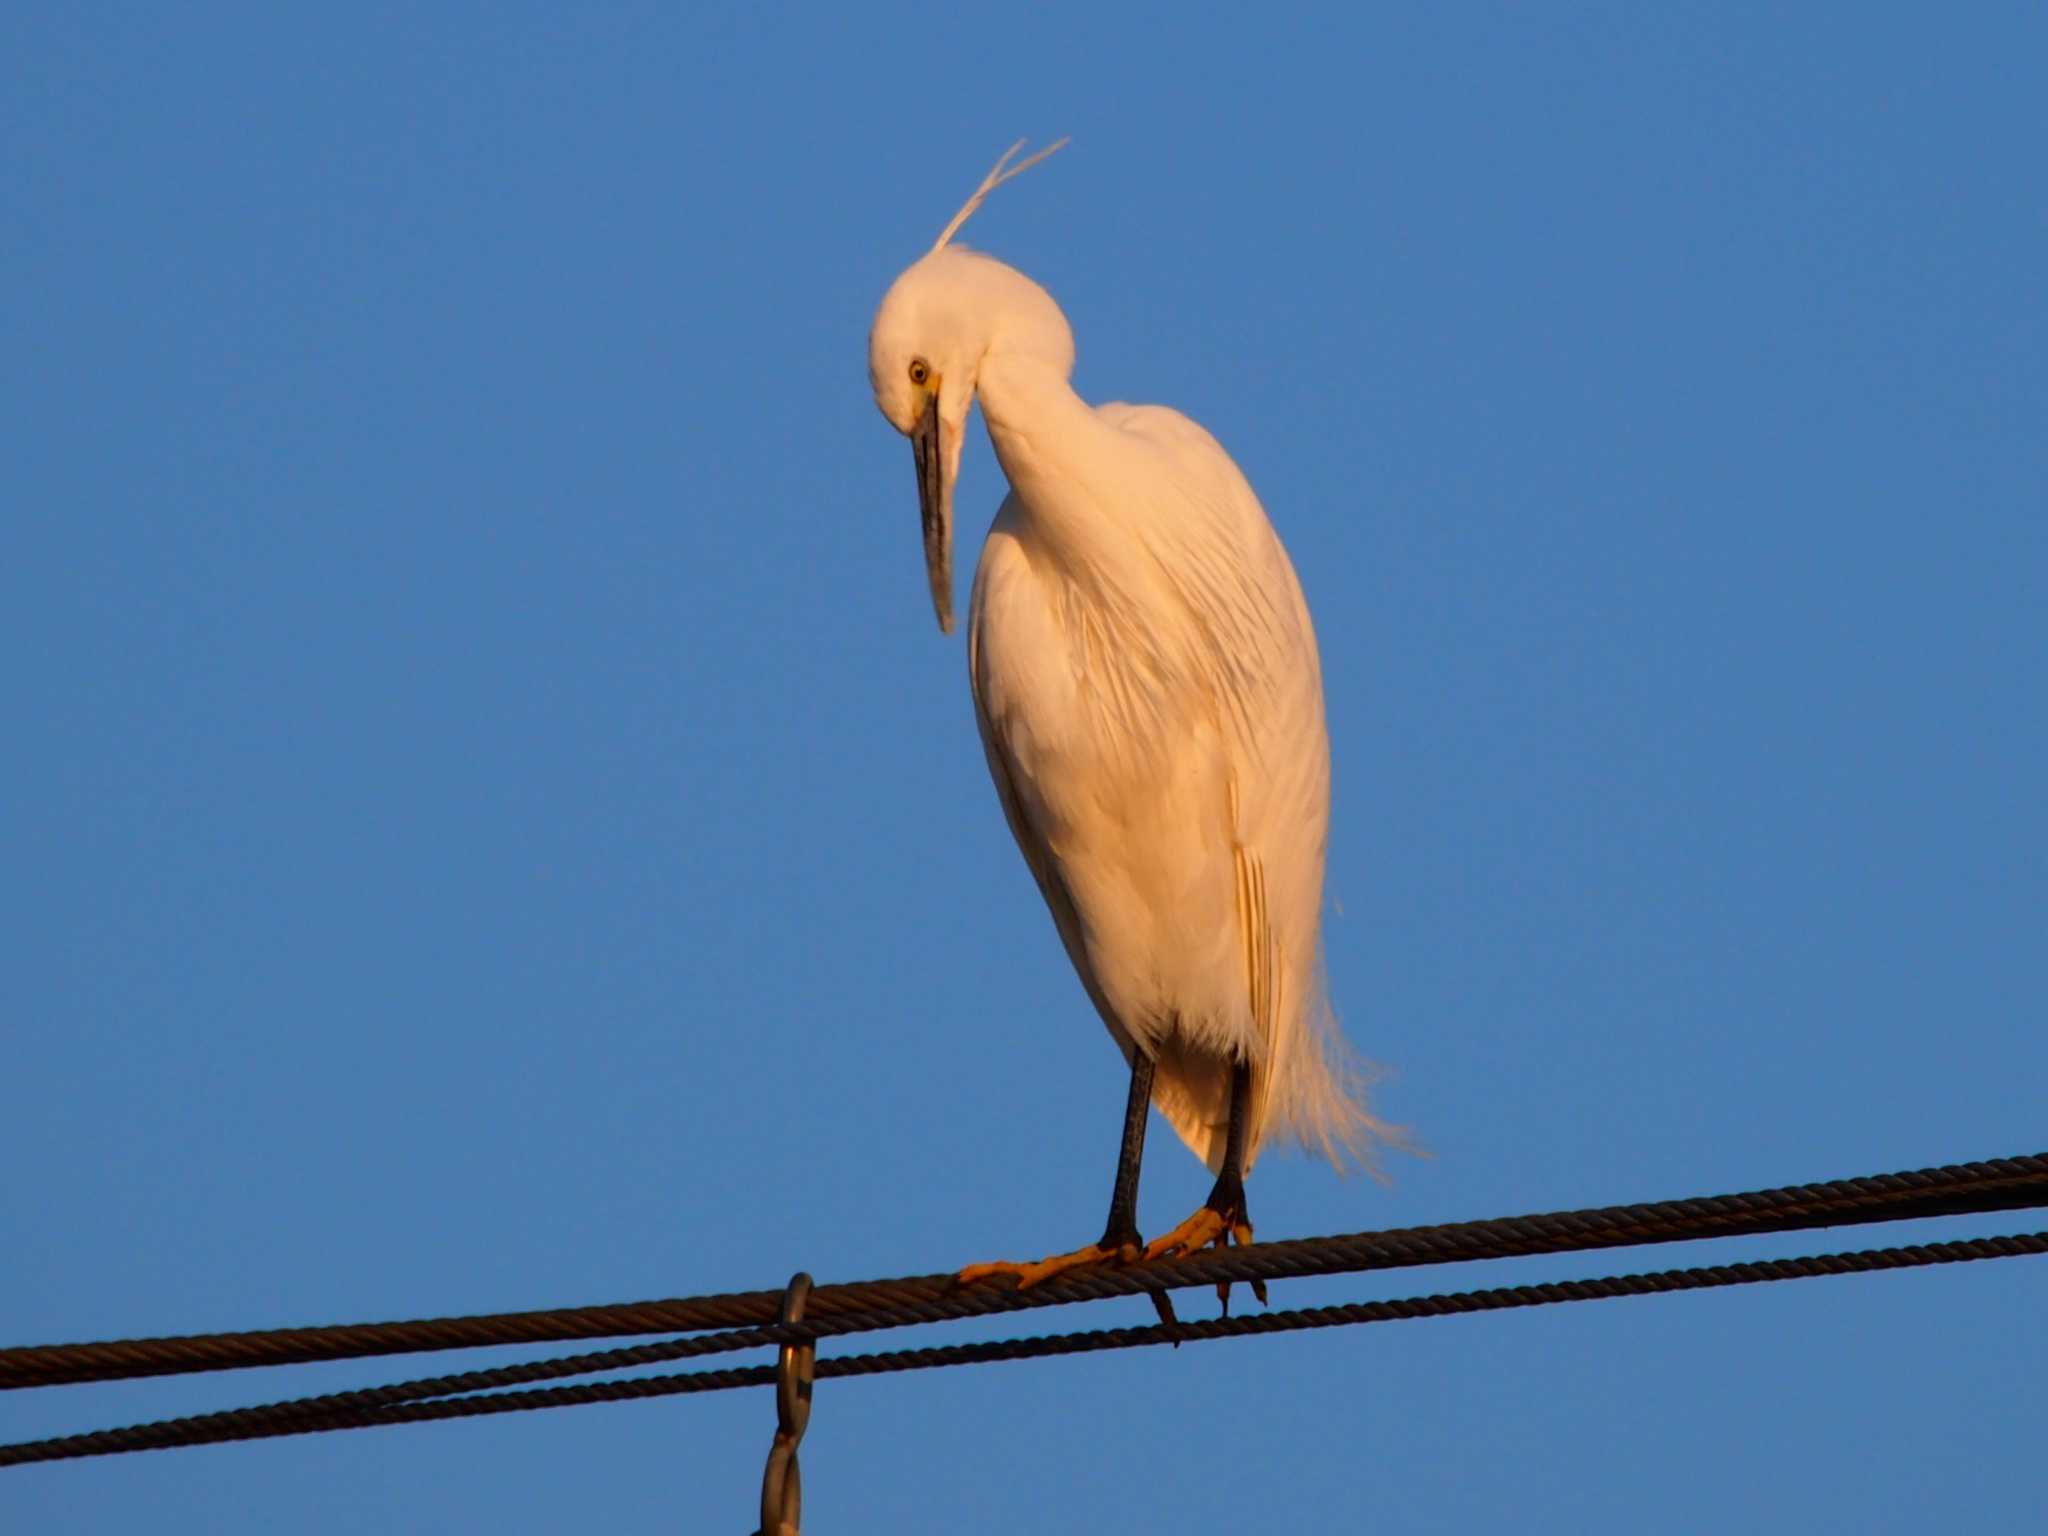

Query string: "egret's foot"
[[958, 1237, 1180, 1333], [1143, 1201, 1266, 1314], [956, 1237, 1139, 1291], [1142, 1206, 1235, 1262]]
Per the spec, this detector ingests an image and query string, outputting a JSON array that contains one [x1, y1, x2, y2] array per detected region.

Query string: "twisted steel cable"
[[4, 1231, 2041, 1467], [7, 1150, 2045, 1394]]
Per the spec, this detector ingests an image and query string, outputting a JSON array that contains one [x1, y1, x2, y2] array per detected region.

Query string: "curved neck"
[[976, 347, 1105, 522], [974, 346, 1167, 619]]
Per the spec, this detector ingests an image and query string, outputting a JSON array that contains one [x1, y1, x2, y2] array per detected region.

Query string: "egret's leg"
[[1096, 1047, 1155, 1258], [956, 1051, 1157, 1290], [1141, 1059, 1266, 1309]]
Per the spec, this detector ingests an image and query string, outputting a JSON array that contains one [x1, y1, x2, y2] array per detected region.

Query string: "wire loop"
[[756, 1273, 814, 1536]]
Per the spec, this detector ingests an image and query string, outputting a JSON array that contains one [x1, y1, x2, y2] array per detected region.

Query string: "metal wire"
[[4, 1231, 2039, 1468], [7, 1150, 2044, 1392]]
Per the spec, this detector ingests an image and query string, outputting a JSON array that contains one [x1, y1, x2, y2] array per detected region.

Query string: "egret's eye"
[[908, 358, 931, 388]]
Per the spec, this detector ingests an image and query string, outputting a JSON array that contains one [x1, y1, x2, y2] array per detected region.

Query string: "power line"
[[7, 1151, 2043, 1392], [4, 1231, 2040, 1467]]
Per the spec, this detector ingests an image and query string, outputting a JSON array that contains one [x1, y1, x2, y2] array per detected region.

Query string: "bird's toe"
[[956, 1241, 1124, 1291]]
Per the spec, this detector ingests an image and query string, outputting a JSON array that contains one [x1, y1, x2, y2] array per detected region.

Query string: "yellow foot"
[[956, 1238, 1139, 1291], [1142, 1206, 1253, 1262], [1143, 1205, 1264, 1312]]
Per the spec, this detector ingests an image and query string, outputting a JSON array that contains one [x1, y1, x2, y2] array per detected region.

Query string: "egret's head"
[[866, 140, 1072, 634]]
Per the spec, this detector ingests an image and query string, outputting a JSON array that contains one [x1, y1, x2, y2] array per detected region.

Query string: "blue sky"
[[4, 4, 2043, 1530]]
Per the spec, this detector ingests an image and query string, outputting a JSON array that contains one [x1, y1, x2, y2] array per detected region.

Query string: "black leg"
[[1203, 1058, 1253, 1221], [1097, 1049, 1154, 1254], [1099, 1049, 1183, 1335], [1204, 1059, 1264, 1312]]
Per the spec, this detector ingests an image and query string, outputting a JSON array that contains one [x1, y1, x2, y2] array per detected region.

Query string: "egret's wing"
[[972, 680, 1084, 962], [966, 510, 1137, 1064], [1097, 403, 1371, 1167], [1232, 842, 1282, 1073]]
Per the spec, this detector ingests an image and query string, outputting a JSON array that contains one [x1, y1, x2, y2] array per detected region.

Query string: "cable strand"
[[3, 1231, 2039, 1468], [6, 1150, 2044, 1392]]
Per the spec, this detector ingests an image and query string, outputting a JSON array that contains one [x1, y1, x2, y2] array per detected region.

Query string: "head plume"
[[929, 138, 1070, 254]]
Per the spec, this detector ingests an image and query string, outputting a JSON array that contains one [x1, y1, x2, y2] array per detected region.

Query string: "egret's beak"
[[911, 389, 956, 634]]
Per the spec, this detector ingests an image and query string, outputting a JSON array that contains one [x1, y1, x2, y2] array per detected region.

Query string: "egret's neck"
[[975, 349, 1089, 483], [974, 347, 1131, 581], [973, 342, 1178, 677]]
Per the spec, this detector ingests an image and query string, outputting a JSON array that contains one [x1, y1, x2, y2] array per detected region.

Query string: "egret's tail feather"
[[1142, 972, 1411, 1179], [1268, 989, 1410, 1176]]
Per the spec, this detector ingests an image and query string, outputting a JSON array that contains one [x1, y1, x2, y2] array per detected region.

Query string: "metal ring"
[[775, 1272, 814, 1440], [758, 1272, 815, 1535]]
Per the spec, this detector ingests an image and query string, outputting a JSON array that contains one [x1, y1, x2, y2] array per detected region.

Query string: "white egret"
[[868, 142, 1389, 1292]]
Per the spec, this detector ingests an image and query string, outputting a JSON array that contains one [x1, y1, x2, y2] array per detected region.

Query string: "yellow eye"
[[908, 358, 931, 387]]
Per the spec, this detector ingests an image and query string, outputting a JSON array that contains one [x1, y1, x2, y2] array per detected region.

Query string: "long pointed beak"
[[911, 390, 955, 634]]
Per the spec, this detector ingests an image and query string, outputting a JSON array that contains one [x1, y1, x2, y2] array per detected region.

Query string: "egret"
[[868, 142, 1389, 1294]]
